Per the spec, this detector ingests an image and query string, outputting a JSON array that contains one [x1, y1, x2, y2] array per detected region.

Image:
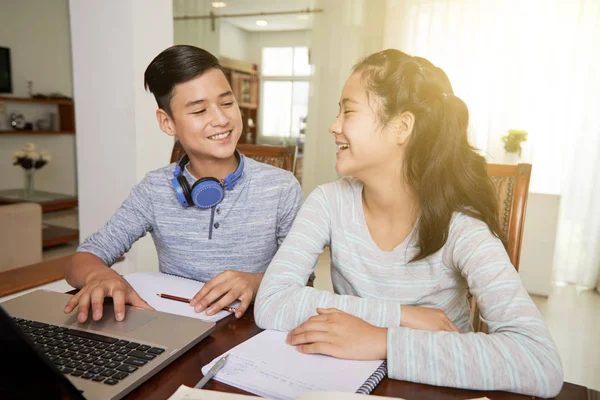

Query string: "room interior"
[[0, 0, 599, 394]]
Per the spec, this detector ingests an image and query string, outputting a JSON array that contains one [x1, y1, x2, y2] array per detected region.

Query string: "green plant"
[[502, 129, 528, 156]]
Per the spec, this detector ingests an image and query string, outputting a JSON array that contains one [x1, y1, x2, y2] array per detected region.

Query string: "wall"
[[173, 0, 220, 55], [0, 0, 76, 195], [70, 0, 173, 274], [219, 21, 249, 61], [519, 193, 560, 296], [301, 0, 387, 196]]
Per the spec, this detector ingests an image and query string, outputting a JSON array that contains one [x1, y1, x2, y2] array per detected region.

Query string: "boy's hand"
[[190, 271, 263, 318], [63, 271, 153, 322]]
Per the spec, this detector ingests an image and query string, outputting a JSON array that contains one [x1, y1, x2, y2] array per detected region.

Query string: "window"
[[260, 47, 311, 138]]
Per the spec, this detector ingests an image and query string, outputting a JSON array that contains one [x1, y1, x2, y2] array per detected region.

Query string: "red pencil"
[[156, 293, 238, 313], [157, 293, 191, 303]]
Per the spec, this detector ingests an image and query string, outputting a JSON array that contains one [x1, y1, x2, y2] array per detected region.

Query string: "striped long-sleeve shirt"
[[77, 156, 303, 282], [254, 177, 563, 397]]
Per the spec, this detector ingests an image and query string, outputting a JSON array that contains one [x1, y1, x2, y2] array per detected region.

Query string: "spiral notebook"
[[201, 330, 386, 400], [168, 387, 405, 400], [124, 272, 240, 322]]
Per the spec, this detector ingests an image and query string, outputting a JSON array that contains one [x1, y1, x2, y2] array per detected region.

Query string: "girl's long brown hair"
[[353, 49, 504, 261]]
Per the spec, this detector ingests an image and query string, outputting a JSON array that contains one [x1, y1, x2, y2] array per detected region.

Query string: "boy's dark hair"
[[144, 45, 223, 117]]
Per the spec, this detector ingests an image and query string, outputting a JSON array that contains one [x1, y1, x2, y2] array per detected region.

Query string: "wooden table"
[[124, 306, 597, 400], [0, 189, 78, 213], [0, 256, 70, 298]]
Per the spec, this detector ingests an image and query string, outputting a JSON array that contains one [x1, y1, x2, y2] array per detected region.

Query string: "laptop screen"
[[0, 305, 85, 400]]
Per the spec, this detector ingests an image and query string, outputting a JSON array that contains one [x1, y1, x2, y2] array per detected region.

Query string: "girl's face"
[[328, 72, 411, 180]]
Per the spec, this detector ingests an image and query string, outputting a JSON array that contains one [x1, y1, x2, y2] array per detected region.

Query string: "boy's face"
[[161, 68, 242, 161]]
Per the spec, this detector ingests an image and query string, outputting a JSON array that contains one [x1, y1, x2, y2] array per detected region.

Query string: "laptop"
[[1, 290, 215, 399]]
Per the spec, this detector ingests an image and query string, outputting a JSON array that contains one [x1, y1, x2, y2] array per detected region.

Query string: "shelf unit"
[[220, 57, 259, 144], [0, 96, 75, 135]]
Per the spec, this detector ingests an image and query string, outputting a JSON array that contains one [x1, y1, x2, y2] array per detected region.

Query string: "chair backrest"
[[470, 163, 532, 332], [486, 163, 532, 271], [170, 140, 298, 173], [236, 144, 297, 173]]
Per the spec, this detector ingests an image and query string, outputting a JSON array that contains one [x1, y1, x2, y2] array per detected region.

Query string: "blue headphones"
[[172, 150, 244, 209]]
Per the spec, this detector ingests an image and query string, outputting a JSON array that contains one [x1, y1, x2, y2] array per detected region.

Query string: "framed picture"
[[0, 47, 13, 94]]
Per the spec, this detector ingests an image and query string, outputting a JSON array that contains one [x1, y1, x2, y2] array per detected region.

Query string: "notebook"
[[168, 387, 406, 400], [201, 330, 387, 400], [124, 272, 240, 323]]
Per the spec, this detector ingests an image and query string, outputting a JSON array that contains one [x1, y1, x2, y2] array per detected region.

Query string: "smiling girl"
[[254, 49, 563, 397]]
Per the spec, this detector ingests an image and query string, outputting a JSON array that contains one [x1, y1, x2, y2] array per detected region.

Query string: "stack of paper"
[[168, 387, 406, 400], [124, 272, 240, 323]]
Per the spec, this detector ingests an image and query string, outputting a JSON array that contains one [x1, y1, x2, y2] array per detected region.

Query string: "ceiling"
[[174, 0, 317, 32]]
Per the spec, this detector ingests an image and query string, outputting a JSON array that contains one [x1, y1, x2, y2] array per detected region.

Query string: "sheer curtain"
[[383, 0, 600, 291]]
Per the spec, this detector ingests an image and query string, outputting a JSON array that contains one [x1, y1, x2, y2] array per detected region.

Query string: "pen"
[[156, 293, 238, 313], [195, 354, 229, 389]]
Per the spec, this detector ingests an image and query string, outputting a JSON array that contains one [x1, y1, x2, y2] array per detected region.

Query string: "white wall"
[[173, 0, 220, 55], [219, 21, 249, 61], [519, 193, 560, 296], [70, 0, 173, 274], [0, 0, 76, 195], [247, 30, 311, 65], [301, 0, 386, 196]]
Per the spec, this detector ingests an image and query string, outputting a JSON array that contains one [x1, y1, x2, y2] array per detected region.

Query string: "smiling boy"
[[64, 45, 303, 323]]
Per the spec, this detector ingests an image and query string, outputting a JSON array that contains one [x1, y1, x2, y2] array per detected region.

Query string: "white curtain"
[[383, 0, 600, 290], [551, 1, 600, 291]]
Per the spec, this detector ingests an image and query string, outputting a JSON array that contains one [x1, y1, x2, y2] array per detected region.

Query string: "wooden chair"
[[170, 140, 298, 173], [470, 163, 532, 333]]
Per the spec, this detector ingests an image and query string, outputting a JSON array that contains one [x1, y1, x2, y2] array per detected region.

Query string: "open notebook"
[[168, 387, 406, 400], [167, 387, 491, 400], [124, 272, 240, 323], [201, 330, 387, 400]]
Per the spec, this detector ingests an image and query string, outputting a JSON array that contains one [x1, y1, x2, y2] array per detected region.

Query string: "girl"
[[254, 49, 563, 397]]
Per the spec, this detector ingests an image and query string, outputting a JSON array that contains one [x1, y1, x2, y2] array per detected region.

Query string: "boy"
[[64, 45, 303, 323]]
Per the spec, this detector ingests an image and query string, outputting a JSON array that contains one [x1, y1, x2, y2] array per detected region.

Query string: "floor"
[[314, 249, 600, 391], [40, 216, 600, 392]]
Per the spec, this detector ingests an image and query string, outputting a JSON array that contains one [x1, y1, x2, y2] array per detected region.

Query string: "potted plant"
[[12, 143, 51, 199], [502, 129, 527, 164]]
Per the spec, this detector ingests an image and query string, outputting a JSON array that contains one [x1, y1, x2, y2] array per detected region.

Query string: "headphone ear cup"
[[190, 178, 225, 209], [172, 176, 190, 207], [178, 175, 194, 206]]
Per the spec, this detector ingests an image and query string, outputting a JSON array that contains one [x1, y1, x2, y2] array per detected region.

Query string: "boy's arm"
[[64, 176, 156, 322], [72, 176, 156, 268]]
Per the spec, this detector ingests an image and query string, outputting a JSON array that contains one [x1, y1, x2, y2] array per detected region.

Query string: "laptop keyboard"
[[14, 318, 165, 386]]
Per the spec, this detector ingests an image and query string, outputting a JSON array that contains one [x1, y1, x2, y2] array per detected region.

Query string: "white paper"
[[124, 272, 240, 323], [167, 386, 256, 400], [167, 386, 405, 400], [201, 330, 384, 400]]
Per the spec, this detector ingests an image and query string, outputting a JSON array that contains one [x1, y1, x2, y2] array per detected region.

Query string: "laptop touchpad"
[[65, 304, 156, 333]]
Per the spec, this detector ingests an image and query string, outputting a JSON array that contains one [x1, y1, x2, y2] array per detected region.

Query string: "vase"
[[23, 169, 36, 200], [503, 152, 520, 165]]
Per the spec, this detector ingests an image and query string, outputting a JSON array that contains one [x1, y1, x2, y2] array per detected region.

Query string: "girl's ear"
[[391, 111, 415, 145]]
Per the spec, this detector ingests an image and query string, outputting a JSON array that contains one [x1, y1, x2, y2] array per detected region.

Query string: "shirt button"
[[214, 222, 220, 229], [216, 208, 221, 214]]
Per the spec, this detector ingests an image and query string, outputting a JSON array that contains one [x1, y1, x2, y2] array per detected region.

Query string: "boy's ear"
[[156, 109, 176, 137]]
